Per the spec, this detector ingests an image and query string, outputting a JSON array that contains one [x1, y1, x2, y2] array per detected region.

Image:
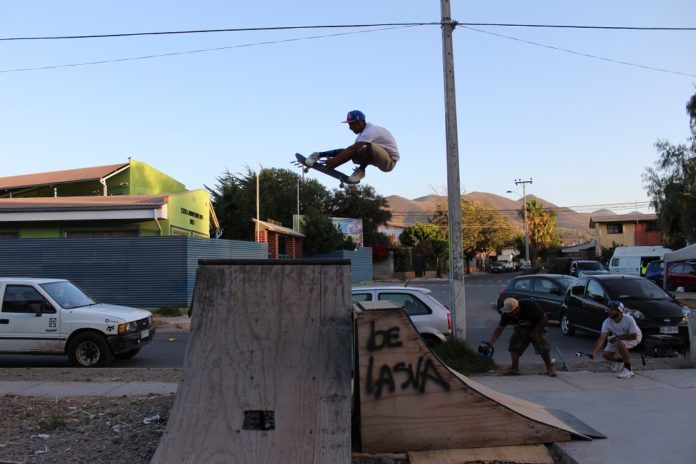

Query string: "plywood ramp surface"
[[409, 444, 553, 464], [151, 260, 353, 464], [356, 309, 586, 453]]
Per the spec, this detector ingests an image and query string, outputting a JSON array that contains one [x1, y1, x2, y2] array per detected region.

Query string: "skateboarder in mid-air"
[[304, 110, 399, 183]]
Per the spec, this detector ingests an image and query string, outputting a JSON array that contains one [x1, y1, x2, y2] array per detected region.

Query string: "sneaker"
[[611, 361, 624, 373], [347, 168, 365, 183], [305, 152, 322, 167], [617, 368, 635, 379], [546, 366, 557, 377]]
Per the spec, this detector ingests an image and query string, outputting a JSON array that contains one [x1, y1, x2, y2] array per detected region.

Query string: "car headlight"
[[624, 308, 645, 320], [118, 321, 138, 334]]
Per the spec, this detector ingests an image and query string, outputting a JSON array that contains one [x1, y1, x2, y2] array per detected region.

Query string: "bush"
[[393, 246, 414, 272], [153, 306, 186, 316]]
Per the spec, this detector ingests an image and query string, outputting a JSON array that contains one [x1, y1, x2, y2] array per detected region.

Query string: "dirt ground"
[[1, 357, 691, 463]]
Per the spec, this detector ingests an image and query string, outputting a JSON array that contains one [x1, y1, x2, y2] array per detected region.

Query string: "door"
[[532, 277, 564, 320], [0, 284, 62, 353], [583, 279, 609, 332]]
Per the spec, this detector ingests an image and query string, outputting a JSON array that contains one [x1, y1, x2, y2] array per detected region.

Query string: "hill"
[[385, 192, 595, 245]]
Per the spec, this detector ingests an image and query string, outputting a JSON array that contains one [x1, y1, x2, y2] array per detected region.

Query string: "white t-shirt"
[[601, 313, 642, 343], [355, 122, 400, 161]]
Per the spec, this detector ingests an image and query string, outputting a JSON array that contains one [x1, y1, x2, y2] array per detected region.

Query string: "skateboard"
[[294, 153, 358, 188]]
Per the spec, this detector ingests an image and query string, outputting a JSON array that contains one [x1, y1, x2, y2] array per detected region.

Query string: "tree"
[[330, 185, 392, 245], [399, 222, 448, 273], [301, 212, 346, 253], [207, 167, 330, 240], [519, 199, 561, 261], [643, 92, 696, 248], [431, 198, 516, 272]]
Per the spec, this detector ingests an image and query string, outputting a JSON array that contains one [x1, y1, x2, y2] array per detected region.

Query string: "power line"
[[1, 22, 694, 41], [2, 21, 693, 77], [461, 25, 696, 78], [0, 26, 414, 73]]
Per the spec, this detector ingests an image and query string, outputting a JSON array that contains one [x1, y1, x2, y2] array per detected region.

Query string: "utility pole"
[[440, 0, 466, 340], [515, 178, 533, 266]]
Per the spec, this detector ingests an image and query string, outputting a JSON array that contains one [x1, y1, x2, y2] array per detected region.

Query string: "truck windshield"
[[579, 262, 604, 270], [40, 281, 96, 309]]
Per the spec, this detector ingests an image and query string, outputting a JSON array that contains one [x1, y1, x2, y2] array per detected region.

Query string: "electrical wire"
[[0, 25, 415, 73], [1, 22, 694, 41], [461, 25, 696, 78]]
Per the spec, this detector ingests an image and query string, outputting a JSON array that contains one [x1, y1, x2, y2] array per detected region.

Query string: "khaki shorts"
[[605, 338, 640, 353], [354, 143, 396, 172]]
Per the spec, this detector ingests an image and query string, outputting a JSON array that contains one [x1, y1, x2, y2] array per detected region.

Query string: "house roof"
[[589, 212, 657, 228], [0, 195, 168, 222], [0, 163, 129, 190], [0, 195, 167, 212], [561, 240, 597, 253], [253, 219, 304, 238]]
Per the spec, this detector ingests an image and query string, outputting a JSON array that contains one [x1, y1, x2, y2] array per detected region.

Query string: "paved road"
[[0, 272, 599, 369], [401, 272, 602, 370]]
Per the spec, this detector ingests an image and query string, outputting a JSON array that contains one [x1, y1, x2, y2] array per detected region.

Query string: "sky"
[[1, 1, 694, 215]]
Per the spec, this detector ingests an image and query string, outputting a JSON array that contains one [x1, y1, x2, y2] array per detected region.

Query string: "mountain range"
[[384, 192, 611, 245]]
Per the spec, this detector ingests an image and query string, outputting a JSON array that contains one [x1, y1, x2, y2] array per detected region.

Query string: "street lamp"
[[509, 178, 533, 266]]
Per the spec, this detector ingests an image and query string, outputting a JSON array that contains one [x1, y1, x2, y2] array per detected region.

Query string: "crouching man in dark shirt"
[[487, 297, 557, 377]]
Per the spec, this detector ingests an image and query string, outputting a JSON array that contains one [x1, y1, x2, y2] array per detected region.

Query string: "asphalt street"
[[0, 271, 645, 369]]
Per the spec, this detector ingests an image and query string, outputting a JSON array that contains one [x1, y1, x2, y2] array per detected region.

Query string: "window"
[[586, 280, 606, 301], [1, 285, 53, 314], [671, 263, 685, 273], [378, 292, 431, 316], [512, 278, 532, 291], [607, 224, 623, 234], [533, 278, 557, 294], [351, 293, 372, 303], [606, 224, 623, 234], [571, 280, 586, 296]]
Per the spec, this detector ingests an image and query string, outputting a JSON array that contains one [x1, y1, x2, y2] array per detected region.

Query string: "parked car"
[[352, 286, 451, 346], [666, 261, 696, 291], [496, 274, 576, 321], [569, 260, 609, 278], [645, 260, 665, 287], [0, 277, 155, 367], [560, 275, 689, 346], [489, 262, 505, 274]]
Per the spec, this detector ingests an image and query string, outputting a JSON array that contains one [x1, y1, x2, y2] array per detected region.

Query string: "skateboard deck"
[[294, 153, 357, 188]]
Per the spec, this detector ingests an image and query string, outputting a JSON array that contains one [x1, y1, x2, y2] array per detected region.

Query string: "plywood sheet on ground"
[[356, 309, 588, 453], [409, 444, 554, 464], [152, 260, 353, 464]]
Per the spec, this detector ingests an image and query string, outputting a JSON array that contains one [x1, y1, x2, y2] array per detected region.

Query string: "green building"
[[0, 159, 219, 238]]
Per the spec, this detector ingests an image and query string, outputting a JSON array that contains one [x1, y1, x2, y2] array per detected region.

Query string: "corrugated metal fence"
[[307, 247, 373, 283], [0, 237, 267, 308]]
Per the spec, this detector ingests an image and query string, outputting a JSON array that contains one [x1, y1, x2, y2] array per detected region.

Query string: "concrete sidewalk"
[[1, 368, 694, 463], [472, 368, 696, 464]]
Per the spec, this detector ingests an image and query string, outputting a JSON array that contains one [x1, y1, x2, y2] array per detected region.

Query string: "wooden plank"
[[152, 261, 352, 463], [409, 445, 554, 464], [357, 308, 580, 453]]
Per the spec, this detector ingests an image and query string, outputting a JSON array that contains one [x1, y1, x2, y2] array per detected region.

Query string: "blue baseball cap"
[[607, 300, 624, 311], [342, 110, 366, 123]]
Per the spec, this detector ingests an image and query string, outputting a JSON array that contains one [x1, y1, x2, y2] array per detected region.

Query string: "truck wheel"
[[560, 313, 575, 336], [115, 348, 141, 360], [68, 333, 113, 367]]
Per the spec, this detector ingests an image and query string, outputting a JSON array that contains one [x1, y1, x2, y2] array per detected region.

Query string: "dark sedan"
[[496, 274, 576, 321], [560, 274, 689, 344]]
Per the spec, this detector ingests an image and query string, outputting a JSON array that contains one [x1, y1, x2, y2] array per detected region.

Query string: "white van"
[[608, 246, 672, 276]]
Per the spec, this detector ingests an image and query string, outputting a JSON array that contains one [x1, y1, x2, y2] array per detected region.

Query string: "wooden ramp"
[[355, 308, 589, 453], [151, 260, 353, 464]]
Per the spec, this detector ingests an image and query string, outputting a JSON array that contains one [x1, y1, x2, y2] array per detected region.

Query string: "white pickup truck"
[[0, 277, 155, 367]]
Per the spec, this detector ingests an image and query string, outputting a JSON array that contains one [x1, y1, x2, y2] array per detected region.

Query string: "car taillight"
[[447, 312, 452, 331]]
